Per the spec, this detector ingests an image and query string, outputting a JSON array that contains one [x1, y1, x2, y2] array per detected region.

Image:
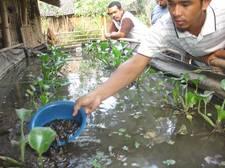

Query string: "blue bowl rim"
[[29, 100, 87, 146]]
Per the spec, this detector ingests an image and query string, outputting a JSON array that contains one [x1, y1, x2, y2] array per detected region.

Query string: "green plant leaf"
[[215, 105, 225, 123], [185, 91, 198, 109], [28, 127, 56, 156], [16, 108, 33, 122], [134, 141, 141, 149], [162, 159, 176, 166], [220, 79, 225, 91], [198, 111, 215, 128], [199, 91, 214, 99]]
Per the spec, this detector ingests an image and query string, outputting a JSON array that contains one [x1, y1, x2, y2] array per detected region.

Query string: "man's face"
[[107, 6, 124, 21], [158, 0, 167, 8], [167, 0, 210, 32]]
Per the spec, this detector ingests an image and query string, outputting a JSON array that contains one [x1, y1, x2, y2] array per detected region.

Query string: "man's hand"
[[104, 33, 111, 39], [202, 49, 225, 65], [73, 54, 150, 116], [105, 31, 126, 39], [73, 92, 102, 116]]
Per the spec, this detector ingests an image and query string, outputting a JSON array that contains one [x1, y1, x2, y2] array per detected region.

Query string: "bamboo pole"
[[0, 0, 11, 47], [100, 15, 107, 40]]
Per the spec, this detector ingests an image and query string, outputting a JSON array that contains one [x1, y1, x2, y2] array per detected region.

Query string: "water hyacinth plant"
[[171, 73, 199, 115], [26, 46, 69, 106], [171, 73, 225, 132], [28, 127, 56, 167], [84, 40, 133, 69], [16, 108, 33, 162], [214, 79, 225, 130]]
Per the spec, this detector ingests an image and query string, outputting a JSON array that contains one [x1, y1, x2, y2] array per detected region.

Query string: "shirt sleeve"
[[120, 18, 134, 35], [109, 22, 118, 32], [137, 19, 186, 58]]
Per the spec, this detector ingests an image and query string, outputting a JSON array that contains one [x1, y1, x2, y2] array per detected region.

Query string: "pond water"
[[0, 54, 225, 168]]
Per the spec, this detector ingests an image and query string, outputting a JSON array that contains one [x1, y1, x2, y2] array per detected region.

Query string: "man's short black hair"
[[108, 1, 122, 9]]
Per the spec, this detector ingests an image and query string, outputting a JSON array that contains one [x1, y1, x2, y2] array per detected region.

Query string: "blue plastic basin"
[[29, 100, 87, 146]]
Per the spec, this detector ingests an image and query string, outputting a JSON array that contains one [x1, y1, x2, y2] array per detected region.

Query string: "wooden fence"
[[55, 29, 103, 46]]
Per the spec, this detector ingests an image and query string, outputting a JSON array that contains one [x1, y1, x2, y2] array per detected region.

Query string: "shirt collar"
[[174, 6, 216, 39]]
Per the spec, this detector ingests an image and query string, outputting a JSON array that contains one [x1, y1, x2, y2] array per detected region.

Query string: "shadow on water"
[[0, 57, 225, 168]]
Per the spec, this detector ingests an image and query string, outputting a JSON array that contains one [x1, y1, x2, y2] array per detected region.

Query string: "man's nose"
[[172, 5, 182, 17]]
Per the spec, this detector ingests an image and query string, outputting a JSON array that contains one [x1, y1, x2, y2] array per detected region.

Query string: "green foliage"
[[162, 159, 176, 166], [220, 79, 225, 91], [84, 40, 133, 69], [28, 127, 56, 167], [172, 73, 199, 114], [28, 127, 56, 156], [214, 79, 225, 128], [26, 46, 69, 106], [183, 91, 198, 112], [16, 108, 33, 123], [215, 104, 225, 123], [74, 0, 132, 16], [91, 152, 104, 168], [74, 0, 110, 16], [171, 73, 225, 132], [16, 108, 33, 162]]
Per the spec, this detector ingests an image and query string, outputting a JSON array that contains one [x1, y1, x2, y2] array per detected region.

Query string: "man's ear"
[[202, 0, 211, 11]]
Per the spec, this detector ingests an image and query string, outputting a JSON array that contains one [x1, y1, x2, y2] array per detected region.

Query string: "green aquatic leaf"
[[163, 159, 176, 166], [215, 105, 225, 123], [118, 128, 126, 133], [16, 108, 33, 122], [134, 141, 141, 149], [28, 127, 56, 156], [220, 79, 225, 91], [185, 91, 198, 109]]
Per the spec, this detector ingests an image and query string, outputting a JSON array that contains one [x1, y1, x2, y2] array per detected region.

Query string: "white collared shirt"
[[138, 0, 225, 58]]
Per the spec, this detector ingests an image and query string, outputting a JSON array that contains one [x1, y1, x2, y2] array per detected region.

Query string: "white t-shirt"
[[113, 11, 150, 42]]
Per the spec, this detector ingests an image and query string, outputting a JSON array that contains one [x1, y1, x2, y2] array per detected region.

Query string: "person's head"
[[157, 0, 168, 8], [107, 1, 124, 21], [167, 0, 211, 34]]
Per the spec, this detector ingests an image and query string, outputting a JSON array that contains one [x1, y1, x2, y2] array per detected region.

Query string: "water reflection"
[[1, 58, 225, 167]]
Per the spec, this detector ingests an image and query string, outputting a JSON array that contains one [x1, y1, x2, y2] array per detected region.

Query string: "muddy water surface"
[[0, 57, 225, 168]]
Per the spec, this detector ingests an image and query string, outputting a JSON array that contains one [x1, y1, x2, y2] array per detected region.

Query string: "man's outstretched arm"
[[73, 54, 151, 115]]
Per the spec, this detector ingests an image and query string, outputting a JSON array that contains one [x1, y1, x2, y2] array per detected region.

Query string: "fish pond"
[[0, 45, 225, 168]]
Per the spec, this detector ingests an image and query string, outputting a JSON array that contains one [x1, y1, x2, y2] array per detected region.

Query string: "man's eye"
[[181, 2, 191, 7]]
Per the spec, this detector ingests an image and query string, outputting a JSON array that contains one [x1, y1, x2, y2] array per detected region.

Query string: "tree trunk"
[[0, 0, 11, 47]]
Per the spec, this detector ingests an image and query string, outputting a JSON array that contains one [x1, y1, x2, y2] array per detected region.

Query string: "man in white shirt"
[[151, 0, 168, 25], [73, 0, 225, 115], [105, 1, 150, 42]]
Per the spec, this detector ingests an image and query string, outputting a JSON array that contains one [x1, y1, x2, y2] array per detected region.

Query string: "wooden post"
[[0, 0, 11, 47], [21, 0, 27, 25], [100, 15, 107, 40]]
